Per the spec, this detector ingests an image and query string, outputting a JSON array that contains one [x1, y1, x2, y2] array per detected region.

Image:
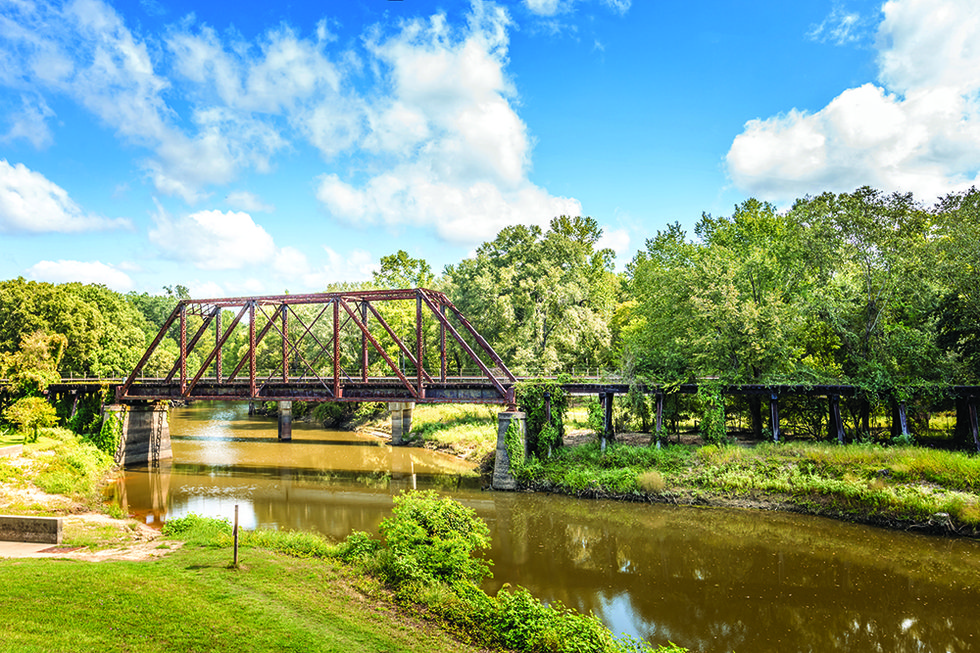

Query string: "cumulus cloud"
[[0, 160, 130, 233], [596, 226, 630, 260], [316, 2, 581, 243], [26, 260, 134, 291], [727, 0, 980, 203], [149, 208, 277, 269]]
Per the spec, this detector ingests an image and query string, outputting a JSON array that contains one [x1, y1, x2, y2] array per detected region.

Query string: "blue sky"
[[2, 0, 979, 297]]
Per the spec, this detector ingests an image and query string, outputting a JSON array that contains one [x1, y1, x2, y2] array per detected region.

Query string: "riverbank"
[[380, 406, 980, 538]]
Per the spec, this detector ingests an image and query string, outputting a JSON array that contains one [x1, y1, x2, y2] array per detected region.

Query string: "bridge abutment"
[[492, 411, 526, 491], [107, 403, 172, 466], [278, 401, 292, 441], [388, 402, 414, 445]]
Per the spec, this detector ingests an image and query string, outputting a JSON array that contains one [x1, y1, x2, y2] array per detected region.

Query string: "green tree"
[[3, 396, 58, 442], [446, 217, 618, 374], [0, 331, 67, 396]]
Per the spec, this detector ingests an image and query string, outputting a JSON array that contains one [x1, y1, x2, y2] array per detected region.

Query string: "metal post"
[[179, 304, 187, 394], [333, 300, 340, 398], [416, 293, 424, 397], [282, 305, 288, 384], [440, 302, 447, 383], [892, 400, 910, 440], [248, 302, 256, 398], [233, 504, 239, 567], [214, 309, 222, 383], [361, 301, 369, 382]]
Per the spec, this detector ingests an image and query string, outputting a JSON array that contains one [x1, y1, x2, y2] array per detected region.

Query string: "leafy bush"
[[378, 490, 491, 586]]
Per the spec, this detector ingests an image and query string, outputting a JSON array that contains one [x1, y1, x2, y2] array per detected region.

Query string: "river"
[[112, 402, 980, 653]]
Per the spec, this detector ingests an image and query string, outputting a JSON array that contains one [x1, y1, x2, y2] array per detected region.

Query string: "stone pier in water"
[[389, 402, 414, 445], [492, 411, 526, 491], [106, 403, 172, 466]]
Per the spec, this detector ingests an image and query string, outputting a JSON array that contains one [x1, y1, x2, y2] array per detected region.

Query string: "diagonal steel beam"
[[183, 303, 250, 397], [165, 308, 217, 382], [417, 291, 507, 400], [118, 302, 183, 399], [339, 298, 418, 399], [364, 302, 434, 383]]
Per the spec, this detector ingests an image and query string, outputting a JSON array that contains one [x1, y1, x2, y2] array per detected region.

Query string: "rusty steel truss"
[[117, 289, 517, 406]]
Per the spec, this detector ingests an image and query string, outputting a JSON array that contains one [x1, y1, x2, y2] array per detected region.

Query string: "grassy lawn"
[[0, 546, 483, 653]]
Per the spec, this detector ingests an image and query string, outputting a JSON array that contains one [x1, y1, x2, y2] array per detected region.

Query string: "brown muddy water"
[[112, 402, 980, 653]]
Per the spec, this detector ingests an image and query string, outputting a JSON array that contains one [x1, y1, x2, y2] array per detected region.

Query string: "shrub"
[[637, 470, 666, 493], [378, 490, 491, 587]]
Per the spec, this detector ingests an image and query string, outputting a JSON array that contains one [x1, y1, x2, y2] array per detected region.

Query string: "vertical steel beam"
[[215, 309, 222, 383], [440, 302, 446, 383], [361, 301, 369, 382], [416, 292, 424, 397], [282, 305, 288, 384], [179, 304, 187, 395], [249, 301, 256, 398], [333, 300, 340, 398]]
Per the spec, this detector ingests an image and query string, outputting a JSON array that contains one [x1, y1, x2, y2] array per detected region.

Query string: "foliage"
[[0, 331, 66, 396], [311, 401, 385, 428], [445, 216, 619, 375], [31, 429, 114, 500], [88, 407, 123, 455], [3, 396, 58, 442], [516, 377, 570, 457], [504, 417, 525, 471], [696, 382, 728, 445], [377, 490, 492, 587]]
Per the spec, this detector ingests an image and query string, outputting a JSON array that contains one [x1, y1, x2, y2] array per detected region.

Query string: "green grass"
[[519, 441, 980, 533], [407, 404, 499, 460], [0, 546, 485, 653]]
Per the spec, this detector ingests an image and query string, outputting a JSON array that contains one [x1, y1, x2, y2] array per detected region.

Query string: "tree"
[[3, 396, 58, 442], [445, 217, 618, 374], [0, 331, 66, 396]]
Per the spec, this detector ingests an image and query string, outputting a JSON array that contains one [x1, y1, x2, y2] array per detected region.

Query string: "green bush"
[[378, 490, 491, 587]]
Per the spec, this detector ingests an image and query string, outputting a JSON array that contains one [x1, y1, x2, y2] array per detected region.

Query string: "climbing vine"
[[515, 376, 569, 458], [504, 417, 525, 472], [697, 381, 728, 445]]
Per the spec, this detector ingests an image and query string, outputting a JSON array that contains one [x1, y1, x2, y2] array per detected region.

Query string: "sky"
[[2, 0, 980, 298]]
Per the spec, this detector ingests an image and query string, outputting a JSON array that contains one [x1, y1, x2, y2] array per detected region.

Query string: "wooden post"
[[603, 391, 614, 444], [233, 504, 239, 567]]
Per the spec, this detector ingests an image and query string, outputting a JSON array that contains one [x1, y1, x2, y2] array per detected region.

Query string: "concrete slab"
[[0, 540, 77, 558]]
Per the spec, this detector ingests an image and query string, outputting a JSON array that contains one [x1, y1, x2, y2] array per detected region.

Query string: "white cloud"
[[526, 0, 562, 16], [0, 160, 130, 233], [317, 2, 581, 244], [187, 280, 225, 299], [226, 190, 274, 213], [728, 0, 980, 203], [26, 260, 134, 291], [596, 227, 630, 260], [2, 95, 55, 148], [808, 4, 865, 45], [149, 208, 277, 269], [301, 247, 378, 287]]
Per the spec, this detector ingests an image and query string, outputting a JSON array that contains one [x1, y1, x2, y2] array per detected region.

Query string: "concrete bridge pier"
[[106, 403, 172, 466], [492, 411, 526, 491], [389, 402, 414, 445], [278, 401, 292, 441]]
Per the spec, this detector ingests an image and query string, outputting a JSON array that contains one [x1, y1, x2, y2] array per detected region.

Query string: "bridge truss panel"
[[117, 289, 516, 406]]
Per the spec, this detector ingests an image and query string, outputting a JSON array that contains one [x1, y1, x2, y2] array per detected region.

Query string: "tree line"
[[1, 186, 978, 440]]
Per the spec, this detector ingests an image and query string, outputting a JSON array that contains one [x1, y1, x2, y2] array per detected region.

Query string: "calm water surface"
[[113, 402, 980, 653]]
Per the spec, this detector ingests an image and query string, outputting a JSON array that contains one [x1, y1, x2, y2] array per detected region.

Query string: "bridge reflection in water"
[[111, 402, 980, 653]]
